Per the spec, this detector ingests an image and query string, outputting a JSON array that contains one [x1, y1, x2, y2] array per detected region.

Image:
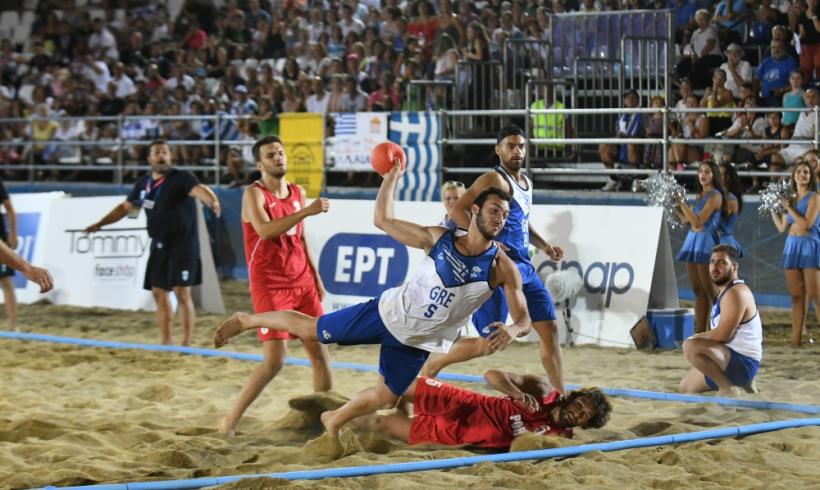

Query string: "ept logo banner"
[[319, 233, 409, 297], [12, 212, 40, 289]]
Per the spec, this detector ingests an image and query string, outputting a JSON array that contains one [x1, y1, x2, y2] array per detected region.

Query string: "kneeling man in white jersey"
[[679, 244, 763, 397], [214, 159, 532, 437]]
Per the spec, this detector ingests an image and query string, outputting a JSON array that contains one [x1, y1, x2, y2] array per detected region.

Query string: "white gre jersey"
[[378, 231, 499, 353], [711, 279, 763, 361]]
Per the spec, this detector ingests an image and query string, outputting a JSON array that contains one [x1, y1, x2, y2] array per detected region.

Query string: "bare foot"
[[320, 410, 340, 438], [214, 312, 249, 348], [716, 386, 743, 397], [218, 416, 237, 437], [741, 379, 759, 394]]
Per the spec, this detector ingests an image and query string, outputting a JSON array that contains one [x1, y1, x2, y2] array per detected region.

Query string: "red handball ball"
[[371, 141, 407, 176]]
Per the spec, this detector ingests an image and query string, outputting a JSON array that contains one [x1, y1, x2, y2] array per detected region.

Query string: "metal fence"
[[1, 106, 816, 186]]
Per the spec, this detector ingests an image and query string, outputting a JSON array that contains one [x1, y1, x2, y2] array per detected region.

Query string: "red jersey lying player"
[[367, 370, 612, 450]]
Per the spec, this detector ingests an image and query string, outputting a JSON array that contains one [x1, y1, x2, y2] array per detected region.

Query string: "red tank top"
[[242, 181, 314, 290]]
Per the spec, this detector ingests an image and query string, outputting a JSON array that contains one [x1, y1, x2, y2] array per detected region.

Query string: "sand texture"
[[0, 280, 818, 489]]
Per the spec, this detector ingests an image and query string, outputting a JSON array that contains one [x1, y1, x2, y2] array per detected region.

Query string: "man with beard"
[[679, 245, 763, 396], [421, 124, 567, 395], [218, 135, 332, 437], [85, 140, 221, 346], [213, 160, 532, 438], [362, 371, 611, 450]]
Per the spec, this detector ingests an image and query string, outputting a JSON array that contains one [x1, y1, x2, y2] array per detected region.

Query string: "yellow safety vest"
[[531, 99, 565, 150]]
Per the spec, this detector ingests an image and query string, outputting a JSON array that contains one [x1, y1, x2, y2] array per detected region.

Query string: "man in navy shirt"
[[85, 140, 221, 346]]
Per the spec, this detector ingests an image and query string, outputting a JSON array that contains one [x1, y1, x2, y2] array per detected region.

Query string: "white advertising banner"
[[529, 205, 677, 347], [306, 200, 676, 348], [45, 196, 157, 309], [330, 112, 389, 170], [3, 194, 224, 313]]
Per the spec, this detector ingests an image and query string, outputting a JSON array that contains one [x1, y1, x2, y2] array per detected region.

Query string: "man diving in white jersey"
[[421, 124, 567, 394], [213, 158, 532, 438]]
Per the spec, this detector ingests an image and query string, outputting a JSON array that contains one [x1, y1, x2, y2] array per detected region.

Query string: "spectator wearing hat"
[[232, 85, 259, 116], [720, 44, 753, 100]]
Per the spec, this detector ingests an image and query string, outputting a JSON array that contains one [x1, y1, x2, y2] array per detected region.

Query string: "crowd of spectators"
[[0, 0, 818, 188]]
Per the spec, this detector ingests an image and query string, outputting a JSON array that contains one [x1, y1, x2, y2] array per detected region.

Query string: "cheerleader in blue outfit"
[[676, 160, 726, 333], [770, 161, 820, 347], [717, 162, 744, 257]]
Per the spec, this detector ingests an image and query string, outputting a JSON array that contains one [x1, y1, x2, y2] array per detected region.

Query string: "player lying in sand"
[[214, 159, 532, 438], [359, 370, 612, 450]]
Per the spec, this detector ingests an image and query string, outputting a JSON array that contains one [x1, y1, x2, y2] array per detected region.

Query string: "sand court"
[[1, 281, 819, 489]]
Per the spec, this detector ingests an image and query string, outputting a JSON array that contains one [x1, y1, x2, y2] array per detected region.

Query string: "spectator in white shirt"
[[719, 43, 753, 100], [111, 62, 136, 98], [81, 54, 112, 93], [306, 76, 330, 113], [88, 18, 118, 61], [338, 4, 366, 37], [165, 65, 196, 92]]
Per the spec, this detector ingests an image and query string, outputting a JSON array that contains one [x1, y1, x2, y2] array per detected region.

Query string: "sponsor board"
[[306, 200, 675, 347]]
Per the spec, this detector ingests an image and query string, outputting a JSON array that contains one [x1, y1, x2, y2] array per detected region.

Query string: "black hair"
[[712, 244, 740, 263], [719, 162, 744, 215], [252, 135, 284, 163], [148, 139, 168, 152], [473, 186, 512, 208], [496, 124, 527, 144], [696, 159, 729, 218], [567, 387, 612, 429]]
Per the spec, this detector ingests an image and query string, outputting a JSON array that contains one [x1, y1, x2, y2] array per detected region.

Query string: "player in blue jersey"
[[213, 158, 532, 437], [421, 124, 566, 394]]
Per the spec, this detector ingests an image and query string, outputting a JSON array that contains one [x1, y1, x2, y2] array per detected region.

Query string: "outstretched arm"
[[3, 198, 17, 250], [84, 200, 133, 233], [373, 158, 441, 250], [0, 240, 53, 293], [189, 184, 222, 218]]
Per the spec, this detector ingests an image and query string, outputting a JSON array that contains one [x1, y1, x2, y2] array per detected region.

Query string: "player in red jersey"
[[364, 370, 611, 450], [219, 135, 332, 436]]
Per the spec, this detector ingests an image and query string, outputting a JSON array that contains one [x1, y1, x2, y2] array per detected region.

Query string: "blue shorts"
[[705, 348, 760, 390], [316, 298, 429, 396], [471, 272, 556, 338]]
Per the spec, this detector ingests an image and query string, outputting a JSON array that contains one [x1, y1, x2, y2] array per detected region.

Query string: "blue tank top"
[[717, 193, 739, 236], [693, 189, 722, 233], [782, 92, 806, 126], [493, 165, 534, 277], [786, 192, 820, 238], [378, 231, 498, 353]]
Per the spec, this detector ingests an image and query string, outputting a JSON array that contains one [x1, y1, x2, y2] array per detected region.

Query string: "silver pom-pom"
[[757, 180, 794, 217], [632, 172, 686, 230]]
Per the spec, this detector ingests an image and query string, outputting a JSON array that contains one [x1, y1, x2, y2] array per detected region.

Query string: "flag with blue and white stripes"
[[388, 112, 440, 202], [334, 113, 357, 136]]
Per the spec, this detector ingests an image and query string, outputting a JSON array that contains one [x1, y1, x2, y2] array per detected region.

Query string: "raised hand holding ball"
[[371, 141, 406, 176]]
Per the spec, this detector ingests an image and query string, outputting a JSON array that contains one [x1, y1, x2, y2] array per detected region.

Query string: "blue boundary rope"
[[2, 331, 818, 414], [42, 418, 820, 489]]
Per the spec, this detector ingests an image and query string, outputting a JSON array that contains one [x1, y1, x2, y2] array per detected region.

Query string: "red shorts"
[[408, 377, 483, 446], [250, 284, 324, 342]]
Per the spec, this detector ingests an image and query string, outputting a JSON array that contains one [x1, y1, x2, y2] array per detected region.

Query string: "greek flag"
[[388, 112, 440, 202], [334, 113, 357, 136]]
